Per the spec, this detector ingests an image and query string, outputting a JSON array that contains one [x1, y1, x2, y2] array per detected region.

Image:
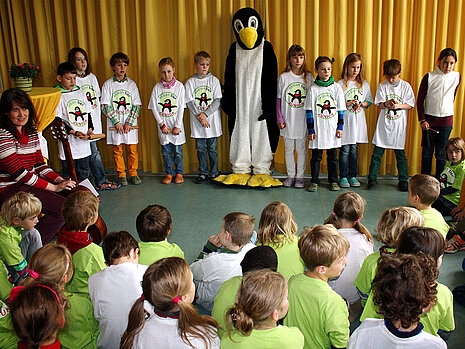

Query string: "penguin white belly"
[[230, 40, 272, 174]]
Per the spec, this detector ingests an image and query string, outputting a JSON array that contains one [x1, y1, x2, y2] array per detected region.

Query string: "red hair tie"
[[355, 218, 361, 223], [141, 294, 146, 301], [332, 212, 336, 216], [172, 296, 180, 304], [28, 269, 39, 279]]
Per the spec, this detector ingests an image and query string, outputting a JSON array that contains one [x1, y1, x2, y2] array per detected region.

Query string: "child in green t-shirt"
[[408, 174, 449, 238], [256, 201, 305, 280], [136, 204, 185, 265], [284, 224, 350, 349], [222, 269, 304, 348], [0, 191, 42, 297]]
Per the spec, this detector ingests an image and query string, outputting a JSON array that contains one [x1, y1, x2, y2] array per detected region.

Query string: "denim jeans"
[[368, 146, 408, 182], [311, 148, 338, 184], [89, 141, 107, 186], [161, 143, 183, 176], [195, 137, 218, 176], [339, 144, 358, 178], [421, 126, 453, 177], [61, 155, 91, 182]]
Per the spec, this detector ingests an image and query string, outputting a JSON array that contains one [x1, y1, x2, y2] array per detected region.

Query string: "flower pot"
[[14, 77, 32, 92]]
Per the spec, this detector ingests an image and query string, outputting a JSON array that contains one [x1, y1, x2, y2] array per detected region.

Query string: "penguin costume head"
[[232, 7, 264, 50]]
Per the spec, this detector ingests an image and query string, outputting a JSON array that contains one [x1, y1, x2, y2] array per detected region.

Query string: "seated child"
[[57, 191, 106, 294], [212, 245, 278, 338], [136, 204, 184, 265], [354, 206, 423, 304], [55, 62, 93, 182], [120, 257, 219, 349], [191, 212, 256, 312], [348, 253, 446, 349], [0, 192, 42, 297], [222, 269, 304, 348], [256, 201, 305, 280], [284, 224, 350, 349], [361, 227, 454, 339], [89, 231, 147, 349], [409, 174, 449, 238]]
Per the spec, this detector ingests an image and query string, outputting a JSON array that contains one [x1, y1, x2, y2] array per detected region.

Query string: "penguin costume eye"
[[234, 19, 244, 33], [248, 16, 259, 29]]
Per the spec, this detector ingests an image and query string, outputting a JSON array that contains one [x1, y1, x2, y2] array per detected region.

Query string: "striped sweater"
[[0, 128, 60, 191]]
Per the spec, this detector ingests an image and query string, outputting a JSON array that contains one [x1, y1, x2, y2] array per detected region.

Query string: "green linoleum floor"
[[98, 174, 465, 348]]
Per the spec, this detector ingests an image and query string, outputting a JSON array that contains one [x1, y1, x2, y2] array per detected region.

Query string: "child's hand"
[[123, 123, 131, 134], [346, 100, 355, 107], [385, 99, 396, 109], [278, 122, 286, 129], [115, 123, 124, 135], [420, 121, 430, 131], [87, 128, 94, 136], [308, 134, 315, 141], [172, 127, 181, 135], [336, 130, 343, 138], [451, 206, 465, 221], [74, 131, 89, 140], [209, 234, 222, 248], [196, 113, 210, 128]]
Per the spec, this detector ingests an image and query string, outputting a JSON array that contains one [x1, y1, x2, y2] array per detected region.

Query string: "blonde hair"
[[341, 53, 364, 88], [376, 207, 424, 247], [324, 192, 373, 243], [299, 224, 349, 271], [284, 45, 310, 83], [257, 201, 298, 247], [223, 212, 255, 247], [61, 191, 98, 231], [0, 191, 41, 224], [194, 51, 211, 63], [226, 270, 287, 337]]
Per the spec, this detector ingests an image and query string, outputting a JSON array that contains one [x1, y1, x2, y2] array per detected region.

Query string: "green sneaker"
[[130, 175, 142, 185], [307, 183, 318, 192], [330, 182, 341, 191], [119, 176, 128, 186]]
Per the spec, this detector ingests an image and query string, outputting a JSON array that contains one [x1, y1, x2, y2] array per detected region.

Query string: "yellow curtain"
[[1, 0, 465, 177]]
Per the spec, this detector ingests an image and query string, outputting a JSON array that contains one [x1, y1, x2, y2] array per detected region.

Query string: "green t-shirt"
[[259, 236, 305, 281], [420, 208, 449, 239], [0, 264, 12, 301], [360, 282, 454, 336], [212, 275, 243, 338], [441, 160, 465, 206], [284, 274, 349, 349], [0, 300, 19, 349], [66, 243, 106, 294], [59, 292, 99, 349], [138, 240, 185, 265], [221, 325, 304, 348]]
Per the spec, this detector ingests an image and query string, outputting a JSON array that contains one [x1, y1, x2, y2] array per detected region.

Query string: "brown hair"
[[0, 191, 42, 224], [120, 257, 218, 349], [61, 191, 99, 231], [226, 269, 287, 337], [284, 45, 310, 82], [102, 231, 139, 265], [194, 51, 211, 63], [20, 244, 73, 308], [397, 227, 446, 261], [110, 52, 129, 66], [373, 253, 438, 329], [67, 47, 91, 75], [341, 53, 364, 88], [324, 191, 373, 243], [257, 201, 298, 247], [383, 59, 401, 77], [0, 88, 38, 135], [159, 57, 175, 69], [223, 212, 255, 247], [11, 286, 64, 349], [408, 174, 440, 205], [315, 56, 332, 70], [136, 204, 172, 242], [298, 224, 349, 271], [376, 207, 423, 247], [445, 137, 465, 162]]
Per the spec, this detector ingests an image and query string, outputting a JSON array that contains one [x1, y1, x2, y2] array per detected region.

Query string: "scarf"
[[315, 75, 335, 87], [57, 225, 92, 255], [161, 77, 176, 89], [14, 126, 29, 145]]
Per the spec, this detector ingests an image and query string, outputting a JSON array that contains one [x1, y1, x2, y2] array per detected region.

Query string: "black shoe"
[[195, 174, 207, 184], [367, 179, 378, 189], [398, 181, 409, 192]]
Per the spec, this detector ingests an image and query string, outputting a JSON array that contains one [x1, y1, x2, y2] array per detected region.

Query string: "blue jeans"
[[161, 143, 183, 176], [339, 144, 358, 178], [195, 138, 218, 176], [61, 155, 90, 182], [421, 126, 453, 178], [90, 141, 107, 186]]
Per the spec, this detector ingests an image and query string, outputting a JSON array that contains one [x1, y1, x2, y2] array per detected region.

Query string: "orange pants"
[[113, 144, 138, 177]]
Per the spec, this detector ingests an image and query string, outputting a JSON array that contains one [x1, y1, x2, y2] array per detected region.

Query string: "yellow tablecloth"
[[28, 87, 61, 132]]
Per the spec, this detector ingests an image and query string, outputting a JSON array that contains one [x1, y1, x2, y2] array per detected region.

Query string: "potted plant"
[[10, 63, 40, 92]]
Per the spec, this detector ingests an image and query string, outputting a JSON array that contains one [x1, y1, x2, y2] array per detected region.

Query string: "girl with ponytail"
[[222, 269, 304, 348], [120, 257, 219, 349]]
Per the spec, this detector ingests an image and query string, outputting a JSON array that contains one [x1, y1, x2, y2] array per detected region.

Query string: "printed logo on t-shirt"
[[66, 99, 89, 127], [0, 300, 10, 318], [112, 89, 132, 116], [158, 92, 178, 117], [193, 85, 212, 111], [385, 93, 403, 120], [345, 87, 363, 114], [80, 84, 98, 110], [316, 92, 337, 119], [285, 82, 307, 108], [439, 166, 455, 189]]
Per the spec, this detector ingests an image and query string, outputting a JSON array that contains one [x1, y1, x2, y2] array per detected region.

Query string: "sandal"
[[98, 180, 121, 191]]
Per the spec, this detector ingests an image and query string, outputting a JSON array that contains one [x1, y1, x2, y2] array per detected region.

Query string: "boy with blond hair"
[[0, 192, 42, 297], [408, 174, 449, 238], [190, 212, 256, 312], [284, 224, 350, 349]]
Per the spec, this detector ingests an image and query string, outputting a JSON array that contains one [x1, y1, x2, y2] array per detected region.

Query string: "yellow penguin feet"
[[214, 173, 251, 186], [247, 174, 283, 188]]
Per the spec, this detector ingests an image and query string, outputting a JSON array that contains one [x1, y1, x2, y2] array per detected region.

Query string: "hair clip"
[[28, 269, 39, 279], [332, 212, 336, 216], [172, 296, 180, 304], [230, 309, 238, 325], [331, 57, 335, 63], [141, 293, 146, 301]]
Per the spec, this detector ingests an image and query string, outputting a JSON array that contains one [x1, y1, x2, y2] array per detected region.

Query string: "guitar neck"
[[62, 139, 79, 183]]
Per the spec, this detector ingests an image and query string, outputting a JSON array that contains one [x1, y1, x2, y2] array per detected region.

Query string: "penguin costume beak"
[[239, 27, 258, 49], [232, 7, 265, 50]]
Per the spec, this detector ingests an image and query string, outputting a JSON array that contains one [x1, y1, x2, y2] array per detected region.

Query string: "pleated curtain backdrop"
[[1, 0, 464, 177]]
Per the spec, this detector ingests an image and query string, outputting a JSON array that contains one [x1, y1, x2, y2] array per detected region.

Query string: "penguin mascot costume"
[[215, 7, 282, 187]]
